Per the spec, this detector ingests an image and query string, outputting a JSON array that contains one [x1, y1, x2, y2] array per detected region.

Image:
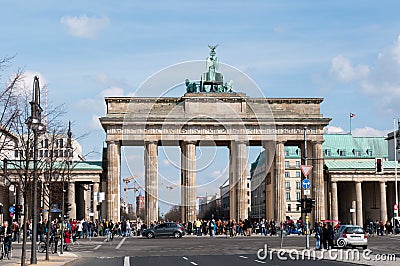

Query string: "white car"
[[334, 225, 367, 249]]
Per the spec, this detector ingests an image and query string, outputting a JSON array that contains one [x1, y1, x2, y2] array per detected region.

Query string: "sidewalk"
[[0, 243, 78, 266]]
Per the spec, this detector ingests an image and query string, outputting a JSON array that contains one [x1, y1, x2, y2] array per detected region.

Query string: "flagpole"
[[350, 113, 352, 134]]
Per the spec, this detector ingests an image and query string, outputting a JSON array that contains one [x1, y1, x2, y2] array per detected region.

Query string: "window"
[[325, 149, 331, 156], [55, 150, 58, 157], [296, 204, 301, 211], [296, 171, 301, 178], [44, 150, 48, 157], [339, 150, 346, 156], [286, 192, 291, 200], [14, 150, 19, 158], [296, 161, 300, 168], [288, 204, 291, 212], [59, 139, 64, 148], [285, 181, 290, 190], [39, 150, 43, 157], [296, 192, 301, 200], [285, 161, 290, 168], [44, 139, 49, 148], [296, 182, 301, 190], [285, 171, 290, 178]]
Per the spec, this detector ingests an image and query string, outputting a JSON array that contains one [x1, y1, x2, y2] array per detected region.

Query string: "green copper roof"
[[1, 160, 103, 171], [250, 134, 389, 173], [323, 134, 388, 159], [325, 160, 400, 171]]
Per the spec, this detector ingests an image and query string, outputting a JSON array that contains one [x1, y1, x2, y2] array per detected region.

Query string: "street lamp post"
[[60, 121, 72, 254], [394, 119, 399, 219], [27, 76, 45, 265]]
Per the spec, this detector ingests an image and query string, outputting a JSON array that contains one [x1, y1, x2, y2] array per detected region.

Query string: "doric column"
[[312, 141, 325, 221], [355, 181, 363, 227], [106, 140, 121, 222], [351, 200, 356, 225], [263, 141, 275, 221], [229, 142, 237, 220], [380, 181, 387, 222], [331, 181, 339, 223], [275, 141, 286, 223], [236, 141, 248, 220], [68, 181, 76, 219], [93, 182, 99, 221], [145, 141, 158, 226], [180, 141, 197, 223]]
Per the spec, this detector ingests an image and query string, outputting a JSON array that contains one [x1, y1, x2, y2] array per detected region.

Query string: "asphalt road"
[[64, 233, 400, 266]]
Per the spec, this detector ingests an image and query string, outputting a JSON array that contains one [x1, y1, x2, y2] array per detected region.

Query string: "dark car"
[[142, 222, 185, 239]]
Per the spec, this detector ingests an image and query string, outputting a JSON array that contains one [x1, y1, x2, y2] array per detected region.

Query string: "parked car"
[[334, 225, 367, 249], [142, 222, 185, 239]]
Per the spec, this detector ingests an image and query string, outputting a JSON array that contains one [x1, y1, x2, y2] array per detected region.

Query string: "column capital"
[[145, 140, 158, 145], [311, 140, 324, 145], [106, 140, 120, 145], [181, 140, 197, 145]]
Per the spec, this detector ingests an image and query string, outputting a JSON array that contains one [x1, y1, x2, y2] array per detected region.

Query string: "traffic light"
[[297, 198, 305, 210], [375, 158, 383, 173], [15, 204, 23, 217], [67, 203, 72, 212]]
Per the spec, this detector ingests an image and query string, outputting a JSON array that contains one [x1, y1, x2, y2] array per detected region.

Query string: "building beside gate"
[[249, 133, 399, 227], [0, 131, 103, 224]]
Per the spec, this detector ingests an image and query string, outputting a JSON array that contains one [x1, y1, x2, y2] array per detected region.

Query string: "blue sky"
[[2, 1, 400, 213]]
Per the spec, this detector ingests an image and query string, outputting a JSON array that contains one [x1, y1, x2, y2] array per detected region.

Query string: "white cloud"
[[60, 15, 110, 39], [210, 170, 221, 177], [89, 115, 102, 130], [324, 125, 345, 134], [100, 87, 125, 97], [324, 125, 389, 137], [329, 55, 369, 82], [352, 127, 390, 137], [11, 70, 48, 96]]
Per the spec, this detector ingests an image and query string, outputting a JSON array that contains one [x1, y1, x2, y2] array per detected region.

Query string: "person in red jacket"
[[64, 229, 71, 251]]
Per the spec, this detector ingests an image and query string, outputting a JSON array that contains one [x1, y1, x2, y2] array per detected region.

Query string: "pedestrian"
[[322, 223, 329, 249], [328, 224, 334, 249], [315, 222, 322, 250]]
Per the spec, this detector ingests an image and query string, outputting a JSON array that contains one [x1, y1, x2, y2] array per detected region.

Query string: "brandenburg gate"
[[100, 47, 331, 224]]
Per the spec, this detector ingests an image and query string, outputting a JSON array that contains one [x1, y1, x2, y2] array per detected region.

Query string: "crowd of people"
[[0, 215, 399, 251]]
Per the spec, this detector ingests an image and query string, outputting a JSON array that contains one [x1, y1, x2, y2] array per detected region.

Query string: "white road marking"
[[182, 257, 188, 260], [116, 237, 126, 249], [254, 260, 266, 264], [239, 255, 248, 259], [94, 245, 101, 250], [124, 256, 130, 266], [190, 262, 198, 266]]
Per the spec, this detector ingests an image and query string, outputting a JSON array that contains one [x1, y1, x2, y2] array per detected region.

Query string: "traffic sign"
[[304, 190, 310, 196], [302, 179, 311, 189], [8, 206, 15, 213], [10, 212, 14, 217], [395, 204, 398, 211], [300, 165, 313, 177]]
